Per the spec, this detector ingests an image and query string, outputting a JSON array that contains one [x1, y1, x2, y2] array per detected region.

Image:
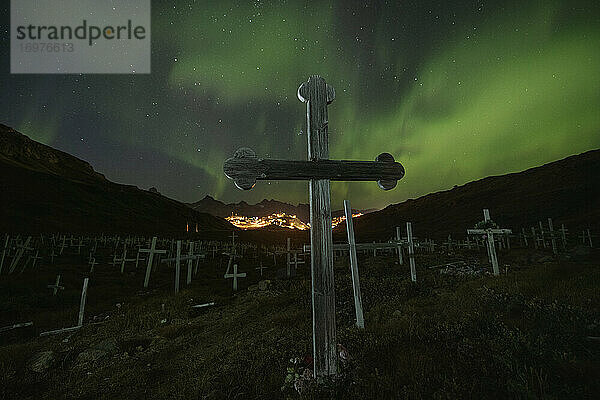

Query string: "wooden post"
[[89, 257, 97, 273], [560, 224, 567, 249], [224, 253, 234, 275], [0, 234, 9, 274], [59, 235, 66, 255], [487, 232, 500, 275], [396, 227, 403, 265], [406, 222, 417, 282], [483, 210, 500, 275], [120, 246, 127, 274], [187, 242, 194, 285], [286, 237, 291, 278], [539, 221, 547, 248], [47, 274, 64, 295], [0, 322, 33, 333], [78, 278, 89, 327], [344, 200, 364, 329], [299, 76, 337, 377], [548, 218, 557, 255], [174, 240, 181, 293]]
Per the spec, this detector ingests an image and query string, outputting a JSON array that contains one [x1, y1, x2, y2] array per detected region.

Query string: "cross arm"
[[223, 148, 405, 190]]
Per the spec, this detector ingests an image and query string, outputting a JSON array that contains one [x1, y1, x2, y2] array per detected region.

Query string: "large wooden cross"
[[223, 75, 405, 377]]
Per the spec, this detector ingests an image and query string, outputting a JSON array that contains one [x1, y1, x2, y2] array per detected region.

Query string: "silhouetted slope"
[[340, 149, 600, 242], [0, 124, 233, 234]]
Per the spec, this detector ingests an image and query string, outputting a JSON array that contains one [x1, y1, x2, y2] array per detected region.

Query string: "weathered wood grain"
[[299, 75, 337, 377], [223, 149, 405, 190], [222, 74, 406, 378], [344, 200, 364, 329], [77, 278, 89, 327]]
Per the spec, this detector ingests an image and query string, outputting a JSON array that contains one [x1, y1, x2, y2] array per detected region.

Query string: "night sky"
[[2, 0, 599, 210]]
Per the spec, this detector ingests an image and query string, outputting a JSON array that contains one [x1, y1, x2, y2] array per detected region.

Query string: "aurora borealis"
[[2, 0, 599, 210]]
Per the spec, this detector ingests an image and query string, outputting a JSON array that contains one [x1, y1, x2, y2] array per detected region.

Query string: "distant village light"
[[225, 212, 362, 230]]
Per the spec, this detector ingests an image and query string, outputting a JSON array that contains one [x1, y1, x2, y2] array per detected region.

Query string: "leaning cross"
[[223, 75, 405, 377], [467, 209, 512, 275], [140, 237, 167, 288], [47, 274, 65, 296]]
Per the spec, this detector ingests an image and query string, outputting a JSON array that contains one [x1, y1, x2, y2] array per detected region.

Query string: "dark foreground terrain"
[[1, 244, 598, 399]]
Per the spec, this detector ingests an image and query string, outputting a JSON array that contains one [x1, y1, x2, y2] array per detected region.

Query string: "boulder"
[[91, 338, 119, 355], [258, 280, 271, 291], [28, 351, 55, 373], [74, 349, 108, 369]]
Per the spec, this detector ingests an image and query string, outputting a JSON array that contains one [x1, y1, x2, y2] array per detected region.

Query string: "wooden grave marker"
[[224, 263, 246, 291], [140, 237, 167, 288], [47, 274, 65, 296], [223, 75, 405, 377], [467, 209, 512, 276]]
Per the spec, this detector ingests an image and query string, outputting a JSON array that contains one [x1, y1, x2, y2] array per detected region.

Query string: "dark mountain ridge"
[[0, 124, 233, 235], [339, 149, 600, 242], [190, 195, 376, 222]]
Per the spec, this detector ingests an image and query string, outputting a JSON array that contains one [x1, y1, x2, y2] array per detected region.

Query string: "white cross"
[[47, 274, 65, 295], [59, 236, 67, 255], [88, 256, 97, 273], [224, 263, 246, 291], [255, 261, 267, 276], [140, 237, 167, 288], [467, 209, 512, 275], [29, 250, 42, 270], [120, 246, 137, 274]]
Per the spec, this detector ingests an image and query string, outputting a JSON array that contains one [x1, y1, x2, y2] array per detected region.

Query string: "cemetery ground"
[[1, 246, 599, 399]]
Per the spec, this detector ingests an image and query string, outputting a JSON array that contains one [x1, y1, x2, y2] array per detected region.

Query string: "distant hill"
[[189, 195, 376, 222], [0, 124, 233, 235], [339, 149, 600, 242]]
